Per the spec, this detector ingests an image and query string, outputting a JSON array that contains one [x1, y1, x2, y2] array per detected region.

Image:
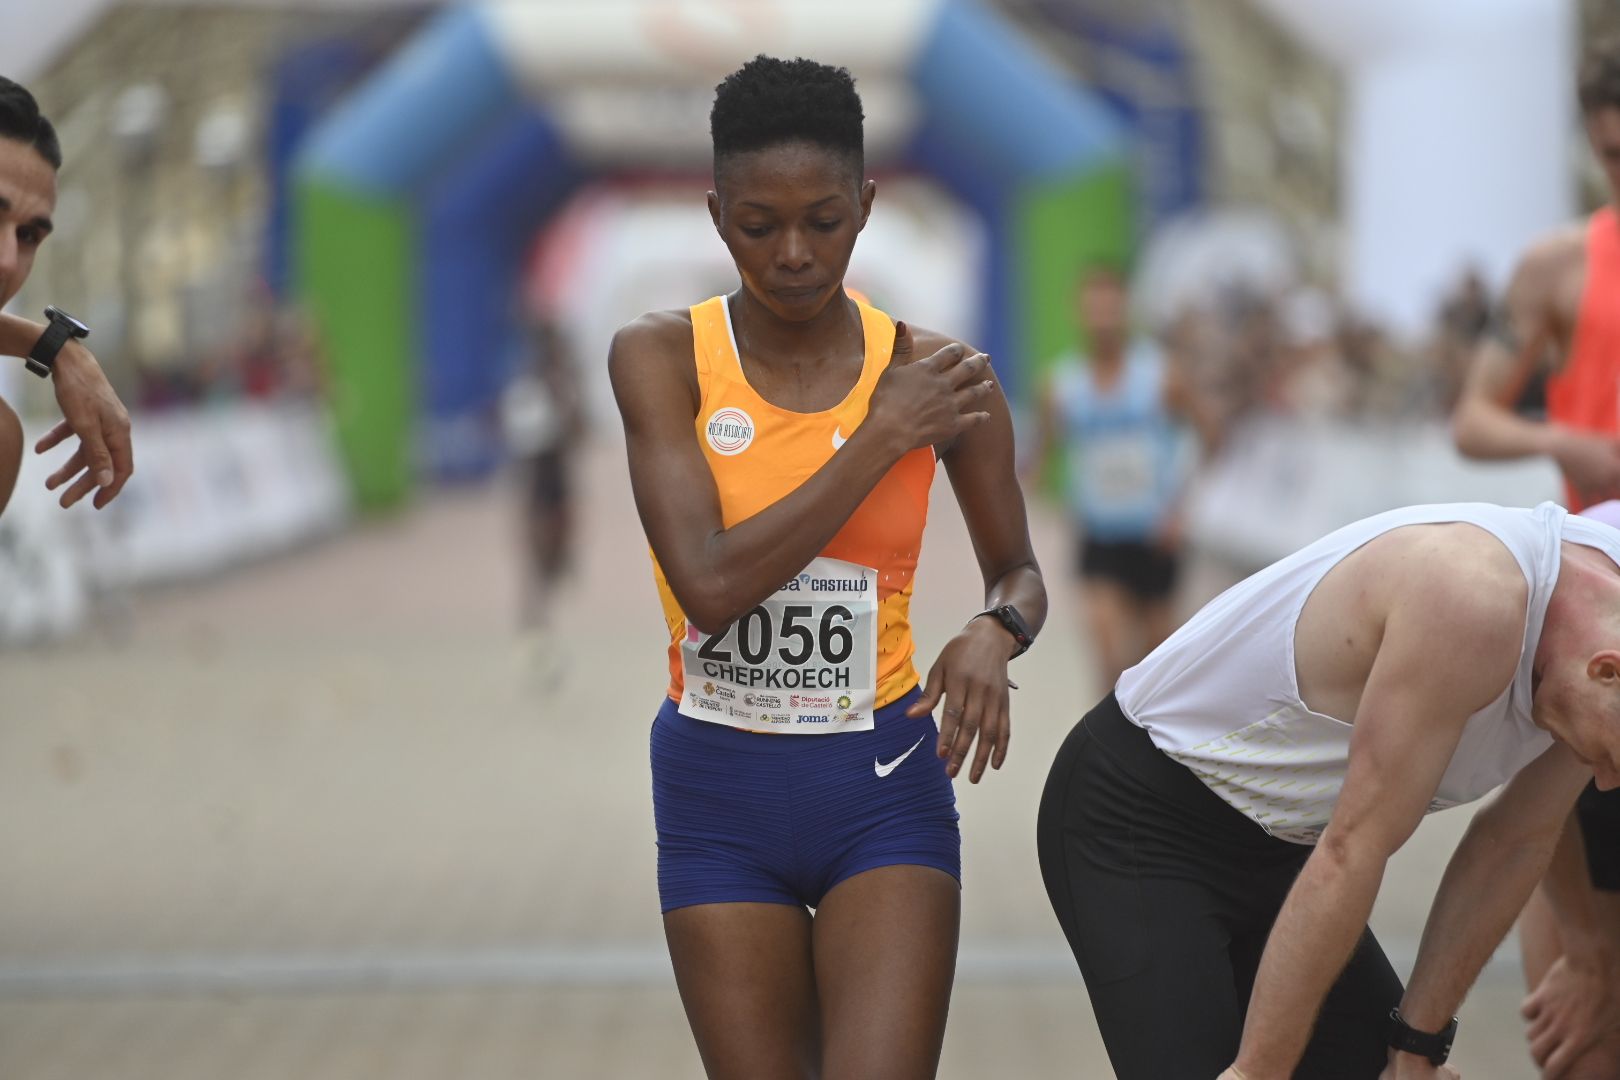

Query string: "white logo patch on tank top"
[[705, 407, 755, 456]]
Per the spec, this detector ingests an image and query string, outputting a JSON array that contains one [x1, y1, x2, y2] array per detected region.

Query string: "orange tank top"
[[650, 295, 935, 729], [1547, 207, 1620, 511]]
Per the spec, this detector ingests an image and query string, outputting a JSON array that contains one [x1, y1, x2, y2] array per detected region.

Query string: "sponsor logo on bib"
[[705, 407, 755, 456]]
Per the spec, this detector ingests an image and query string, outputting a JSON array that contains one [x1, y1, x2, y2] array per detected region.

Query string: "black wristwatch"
[[1388, 1008, 1457, 1065], [975, 604, 1033, 658], [26, 305, 90, 378]]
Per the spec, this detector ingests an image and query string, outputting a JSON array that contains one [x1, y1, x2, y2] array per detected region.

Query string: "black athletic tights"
[[1036, 693, 1403, 1079]]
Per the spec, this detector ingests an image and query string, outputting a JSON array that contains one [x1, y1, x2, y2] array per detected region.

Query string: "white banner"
[[0, 400, 348, 645]]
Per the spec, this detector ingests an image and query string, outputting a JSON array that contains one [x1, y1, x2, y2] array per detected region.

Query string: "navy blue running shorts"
[[650, 686, 962, 913]]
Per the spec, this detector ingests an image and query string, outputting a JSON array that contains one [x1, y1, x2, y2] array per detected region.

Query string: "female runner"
[[609, 55, 1047, 1079]]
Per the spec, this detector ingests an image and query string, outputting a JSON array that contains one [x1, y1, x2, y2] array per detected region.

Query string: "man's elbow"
[[1314, 822, 1404, 876], [0, 397, 22, 516], [1449, 401, 1485, 458]]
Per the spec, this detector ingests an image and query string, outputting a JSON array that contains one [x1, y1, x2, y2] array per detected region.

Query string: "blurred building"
[[11, 5, 421, 409]]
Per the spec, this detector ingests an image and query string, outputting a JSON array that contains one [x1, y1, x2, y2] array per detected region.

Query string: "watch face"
[[44, 306, 90, 337]]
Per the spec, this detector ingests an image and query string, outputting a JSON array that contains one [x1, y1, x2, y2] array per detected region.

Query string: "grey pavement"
[[0, 440, 1540, 1078]]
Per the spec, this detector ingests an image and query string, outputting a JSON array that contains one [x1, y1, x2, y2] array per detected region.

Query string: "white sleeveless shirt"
[[1117, 502, 1620, 844]]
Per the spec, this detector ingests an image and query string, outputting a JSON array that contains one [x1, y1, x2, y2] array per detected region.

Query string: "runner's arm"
[[0, 312, 134, 509], [609, 313, 990, 633], [920, 328, 1047, 780], [1232, 577, 1525, 1078], [1450, 240, 1563, 461], [1398, 742, 1590, 1043]]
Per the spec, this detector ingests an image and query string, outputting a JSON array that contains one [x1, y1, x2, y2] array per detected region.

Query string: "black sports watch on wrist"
[[1388, 1008, 1457, 1066], [25, 305, 91, 378], [974, 604, 1033, 658]]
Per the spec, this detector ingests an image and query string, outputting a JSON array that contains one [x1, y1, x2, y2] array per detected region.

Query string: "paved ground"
[[0, 440, 1543, 1078]]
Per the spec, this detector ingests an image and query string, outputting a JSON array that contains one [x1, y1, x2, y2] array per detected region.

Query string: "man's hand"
[[1523, 954, 1620, 1077], [35, 339, 133, 508]]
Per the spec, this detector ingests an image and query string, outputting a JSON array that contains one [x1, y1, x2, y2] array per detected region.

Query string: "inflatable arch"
[[295, 0, 1129, 508]]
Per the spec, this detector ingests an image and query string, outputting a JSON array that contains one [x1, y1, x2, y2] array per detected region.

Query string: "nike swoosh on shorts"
[[832, 427, 847, 450], [875, 734, 928, 778]]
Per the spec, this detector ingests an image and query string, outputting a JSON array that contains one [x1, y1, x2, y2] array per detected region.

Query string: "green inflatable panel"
[[1016, 164, 1135, 495], [295, 180, 416, 510]]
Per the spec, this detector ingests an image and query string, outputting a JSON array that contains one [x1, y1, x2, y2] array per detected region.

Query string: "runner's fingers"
[[992, 699, 1011, 770], [47, 449, 85, 490], [954, 410, 992, 434], [921, 342, 967, 373], [58, 470, 98, 508], [1544, 1039, 1579, 1080], [947, 351, 989, 388], [970, 689, 1009, 782], [969, 713, 994, 783], [33, 420, 71, 454], [1530, 1026, 1560, 1067], [934, 671, 965, 756], [1523, 990, 1543, 1020], [910, 660, 946, 720], [946, 683, 980, 778]]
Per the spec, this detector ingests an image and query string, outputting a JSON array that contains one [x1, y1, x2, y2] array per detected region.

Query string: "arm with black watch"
[[24, 305, 91, 378], [0, 306, 135, 510], [1388, 1007, 1458, 1067], [972, 603, 1034, 659]]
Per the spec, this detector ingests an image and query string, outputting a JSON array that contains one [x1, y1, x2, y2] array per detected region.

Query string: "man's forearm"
[[1401, 811, 1560, 1030], [0, 312, 45, 359], [1451, 394, 1559, 461], [1234, 841, 1386, 1077]]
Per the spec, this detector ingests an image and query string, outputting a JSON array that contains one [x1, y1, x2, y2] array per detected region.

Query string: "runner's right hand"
[[1551, 428, 1620, 505], [864, 321, 995, 455]]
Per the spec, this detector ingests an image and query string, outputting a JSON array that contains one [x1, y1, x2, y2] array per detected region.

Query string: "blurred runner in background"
[[1029, 264, 1214, 690], [501, 315, 585, 636]]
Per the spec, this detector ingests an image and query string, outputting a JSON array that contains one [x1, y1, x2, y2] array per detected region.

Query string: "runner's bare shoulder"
[[891, 323, 996, 391], [608, 308, 700, 417]]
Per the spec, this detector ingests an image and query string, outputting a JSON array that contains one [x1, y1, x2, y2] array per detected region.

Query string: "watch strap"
[[25, 318, 72, 378], [1387, 1008, 1456, 1066], [976, 604, 1032, 659]]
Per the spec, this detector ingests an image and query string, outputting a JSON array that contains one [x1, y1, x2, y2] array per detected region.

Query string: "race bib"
[[1078, 432, 1155, 508], [679, 556, 877, 733]]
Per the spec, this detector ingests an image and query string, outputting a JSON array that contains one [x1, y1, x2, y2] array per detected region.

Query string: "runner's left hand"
[[907, 615, 1016, 783], [1524, 954, 1620, 1077], [36, 339, 133, 509]]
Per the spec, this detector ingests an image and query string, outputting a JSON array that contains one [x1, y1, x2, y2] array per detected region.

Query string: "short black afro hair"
[[1580, 36, 1620, 115], [710, 55, 864, 176], [0, 77, 61, 169]]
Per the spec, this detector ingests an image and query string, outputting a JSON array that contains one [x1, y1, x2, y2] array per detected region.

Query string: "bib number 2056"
[[696, 604, 855, 667], [680, 557, 878, 733]]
